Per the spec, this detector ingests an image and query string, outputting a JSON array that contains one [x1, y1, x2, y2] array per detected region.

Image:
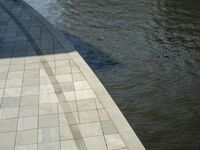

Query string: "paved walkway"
[[0, 0, 145, 150]]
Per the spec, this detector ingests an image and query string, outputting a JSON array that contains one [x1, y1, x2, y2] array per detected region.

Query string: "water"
[[24, 0, 200, 149]]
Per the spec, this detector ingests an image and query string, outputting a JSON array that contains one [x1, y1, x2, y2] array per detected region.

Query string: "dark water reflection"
[[25, 0, 200, 149]]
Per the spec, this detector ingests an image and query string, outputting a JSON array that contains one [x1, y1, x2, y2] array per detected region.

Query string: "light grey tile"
[[25, 62, 40, 70], [7, 71, 23, 79], [38, 142, 60, 150], [78, 122, 103, 137], [105, 134, 126, 150], [101, 120, 117, 134], [0, 132, 16, 149], [21, 95, 39, 106], [38, 127, 59, 143], [79, 110, 99, 123], [19, 105, 38, 117], [56, 74, 72, 83], [39, 114, 58, 128], [61, 140, 78, 150], [55, 60, 70, 67], [0, 118, 17, 132], [22, 86, 39, 96], [72, 73, 85, 81], [6, 79, 23, 88], [75, 89, 96, 100], [0, 107, 19, 119], [39, 93, 58, 104], [24, 70, 39, 78], [0, 72, 7, 80], [58, 101, 77, 113], [77, 99, 96, 111], [0, 80, 6, 88], [84, 136, 107, 150], [74, 81, 90, 90], [63, 91, 76, 101], [55, 66, 71, 75], [0, 66, 9, 73], [23, 77, 39, 86], [9, 64, 24, 71], [54, 82, 74, 93], [4, 87, 22, 97], [16, 129, 38, 146], [15, 144, 37, 150], [59, 112, 79, 125], [59, 124, 73, 140], [39, 103, 58, 115], [1, 97, 20, 108], [40, 84, 55, 94], [0, 88, 4, 98], [18, 116, 38, 130]]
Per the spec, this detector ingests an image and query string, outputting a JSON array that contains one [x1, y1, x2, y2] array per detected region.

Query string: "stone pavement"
[[0, 0, 145, 149]]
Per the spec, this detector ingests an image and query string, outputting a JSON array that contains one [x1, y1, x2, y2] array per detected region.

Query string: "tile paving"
[[0, 0, 145, 149]]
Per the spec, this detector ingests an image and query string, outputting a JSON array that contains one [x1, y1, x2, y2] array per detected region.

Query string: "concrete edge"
[[69, 51, 145, 150], [19, 0, 146, 149]]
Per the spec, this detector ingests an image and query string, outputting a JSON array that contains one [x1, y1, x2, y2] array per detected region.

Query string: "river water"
[[24, 0, 200, 149]]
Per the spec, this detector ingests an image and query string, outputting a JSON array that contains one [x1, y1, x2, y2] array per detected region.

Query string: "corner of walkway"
[[0, 0, 145, 149]]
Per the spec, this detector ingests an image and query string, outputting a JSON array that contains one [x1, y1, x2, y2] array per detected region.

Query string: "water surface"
[[25, 0, 200, 149]]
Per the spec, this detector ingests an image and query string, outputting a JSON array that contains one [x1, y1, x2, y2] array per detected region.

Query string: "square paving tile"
[[38, 127, 59, 143], [39, 103, 58, 115], [7, 71, 23, 79], [39, 114, 58, 128], [38, 142, 60, 150], [0, 118, 17, 132], [77, 99, 96, 111], [23, 77, 39, 86], [15, 144, 37, 150], [1, 97, 20, 108], [40, 84, 55, 94], [17, 116, 38, 130], [78, 122, 102, 137], [84, 136, 107, 150], [0, 80, 6, 88], [74, 81, 90, 90], [22, 86, 39, 96], [4, 87, 22, 97], [61, 140, 78, 150], [75, 89, 96, 100], [55, 66, 71, 75], [79, 110, 99, 123], [56, 74, 72, 83], [59, 112, 79, 125], [21, 95, 39, 106], [63, 91, 76, 101], [6, 79, 23, 88], [59, 124, 73, 140], [0, 132, 16, 149], [19, 105, 38, 117], [105, 134, 126, 150], [58, 101, 77, 113], [0, 107, 19, 119], [16, 129, 38, 146], [39, 93, 58, 104]]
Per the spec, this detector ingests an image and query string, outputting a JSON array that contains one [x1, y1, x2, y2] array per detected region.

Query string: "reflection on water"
[[25, 0, 200, 149]]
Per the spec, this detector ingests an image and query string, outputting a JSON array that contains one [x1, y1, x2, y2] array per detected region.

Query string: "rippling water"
[[25, 0, 200, 149]]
